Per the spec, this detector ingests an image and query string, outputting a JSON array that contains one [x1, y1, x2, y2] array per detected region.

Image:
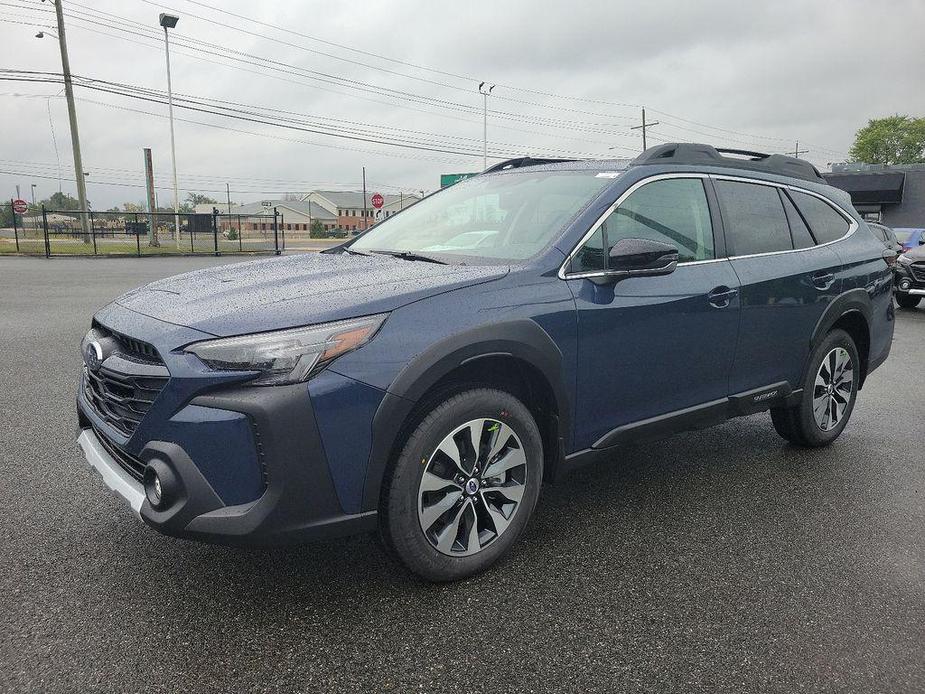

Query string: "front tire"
[[381, 388, 543, 582], [771, 329, 860, 447], [895, 293, 921, 309]]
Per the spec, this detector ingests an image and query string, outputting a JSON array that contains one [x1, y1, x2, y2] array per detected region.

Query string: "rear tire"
[[381, 388, 543, 582], [895, 293, 921, 309], [770, 329, 860, 448]]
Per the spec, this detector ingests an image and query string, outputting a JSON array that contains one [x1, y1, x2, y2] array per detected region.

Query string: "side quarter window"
[[790, 190, 851, 244], [569, 177, 714, 272]]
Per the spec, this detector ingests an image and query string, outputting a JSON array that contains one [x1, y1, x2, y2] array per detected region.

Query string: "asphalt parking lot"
[[1, 255, 923, 694]]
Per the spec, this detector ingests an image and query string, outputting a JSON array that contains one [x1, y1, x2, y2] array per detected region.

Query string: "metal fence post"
[[273, 207, 280, 255], [41, 204, 50, 258], [212, 209, 219, 256], [189, 216, 194, 254], [237, 215, 242, 252], [10, 200, 20, 252], [135, 213, 141, 257], [89, 210, 98, 255]]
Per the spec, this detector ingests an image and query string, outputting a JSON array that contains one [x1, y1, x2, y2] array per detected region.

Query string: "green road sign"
[[440, 172, 477, 188]]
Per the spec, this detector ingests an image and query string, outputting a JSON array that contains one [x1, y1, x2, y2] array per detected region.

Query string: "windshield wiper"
[[342, 247, 371, 257], [369, 249, 447, 265]]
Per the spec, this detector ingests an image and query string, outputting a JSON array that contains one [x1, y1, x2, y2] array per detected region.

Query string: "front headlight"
[[184, 314, 387, 385]]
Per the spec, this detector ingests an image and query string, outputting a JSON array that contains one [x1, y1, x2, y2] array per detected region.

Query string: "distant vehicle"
[[893, 227, 925, 253], [868, 222, 903, 254], [76, 143, 894, 581], [894, 239, 925, 308]]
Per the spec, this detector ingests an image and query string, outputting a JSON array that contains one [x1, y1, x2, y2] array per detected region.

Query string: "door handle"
[[708, 286, 738, 308], [811, 271, 835, 290]]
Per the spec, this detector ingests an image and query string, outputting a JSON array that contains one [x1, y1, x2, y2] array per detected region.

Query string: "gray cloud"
[[2, 0, 924, 209]]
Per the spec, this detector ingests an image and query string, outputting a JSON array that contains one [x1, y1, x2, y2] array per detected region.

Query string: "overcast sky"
[[2, 0, 924, 209]]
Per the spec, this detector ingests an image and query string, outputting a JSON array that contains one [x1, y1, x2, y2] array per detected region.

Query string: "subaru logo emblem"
[[85, 341, 104, 371]]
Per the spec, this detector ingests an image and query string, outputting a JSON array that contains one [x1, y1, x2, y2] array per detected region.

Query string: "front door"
[[562, 175, 741, 450]]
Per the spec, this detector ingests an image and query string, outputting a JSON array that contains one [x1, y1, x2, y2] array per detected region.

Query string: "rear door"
[[716, 177, 842, 395]]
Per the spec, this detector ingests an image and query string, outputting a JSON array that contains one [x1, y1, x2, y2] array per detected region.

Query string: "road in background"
[[1, 256, 923, 693]]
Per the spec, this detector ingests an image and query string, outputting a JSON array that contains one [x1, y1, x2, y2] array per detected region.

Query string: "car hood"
[[902, 244, 925, 261], [115, 252, 509, 336]]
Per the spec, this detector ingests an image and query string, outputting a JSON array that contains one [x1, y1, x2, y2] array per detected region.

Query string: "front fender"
[[358, 319, 571, 511]]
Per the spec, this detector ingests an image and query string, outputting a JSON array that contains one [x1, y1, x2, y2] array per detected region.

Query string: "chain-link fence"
[[1, 202, 284, 257]]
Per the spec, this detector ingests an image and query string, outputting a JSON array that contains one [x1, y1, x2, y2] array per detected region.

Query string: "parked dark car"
[[868, 222, 903, 254], [894, 240, 925, 308], [76, 143, 894, 581]]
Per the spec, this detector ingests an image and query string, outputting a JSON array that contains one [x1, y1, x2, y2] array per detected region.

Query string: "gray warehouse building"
[[823, 163, 925, 227]]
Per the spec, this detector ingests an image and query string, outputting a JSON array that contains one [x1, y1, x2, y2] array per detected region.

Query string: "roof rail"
[[482, 157, 576, 174], [631, 143, 825, 183]]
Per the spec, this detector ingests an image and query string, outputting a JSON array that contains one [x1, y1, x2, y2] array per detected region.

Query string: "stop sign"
[[12, 199, 27, 214], [371, 192, 384, 209]]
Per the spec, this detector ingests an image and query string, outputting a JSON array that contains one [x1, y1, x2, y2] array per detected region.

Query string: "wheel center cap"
[[465, 478, 479, 495]]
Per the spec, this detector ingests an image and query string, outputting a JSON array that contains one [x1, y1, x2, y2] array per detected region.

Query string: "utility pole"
[[791, 141, 809, 159], [52, 0, 89, 234], [478, 82, 495, 170], [630, 107, 659, 152], [226, 182, 231, 213], [30, 184, 36, 207], [361, 166, 368, 231], [143, 147, 158, 246]]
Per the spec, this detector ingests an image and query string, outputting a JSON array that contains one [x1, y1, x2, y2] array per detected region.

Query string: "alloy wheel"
[[417, 418, 528, 557], [812, 347, 854, 432]]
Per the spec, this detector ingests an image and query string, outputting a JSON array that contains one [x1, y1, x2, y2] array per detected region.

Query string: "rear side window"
[[790, 191, 850, 244], [716, 180, 792, 255], [780, 191, 816, 249]]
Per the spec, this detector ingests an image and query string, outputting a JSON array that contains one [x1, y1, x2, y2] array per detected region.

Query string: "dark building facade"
[[824, 163, 925, 228]]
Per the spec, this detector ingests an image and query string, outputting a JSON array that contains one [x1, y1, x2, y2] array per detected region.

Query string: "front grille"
[[93, 425, 145, 481], [93, 322, 163, 364], [83, 364, 168, 436], [909, 263, 925, 283]]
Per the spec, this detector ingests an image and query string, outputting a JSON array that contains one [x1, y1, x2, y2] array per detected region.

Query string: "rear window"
[[716, 180, 792, 255], [790, 191, 850, 244]]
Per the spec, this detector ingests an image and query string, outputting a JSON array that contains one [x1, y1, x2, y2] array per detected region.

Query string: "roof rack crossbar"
[[482, 157, 576, 174], [631, 143, 825, 183]]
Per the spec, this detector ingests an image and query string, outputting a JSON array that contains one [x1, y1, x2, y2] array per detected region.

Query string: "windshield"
[[351, 171, 612, 261], [894, 230, 912, 244]]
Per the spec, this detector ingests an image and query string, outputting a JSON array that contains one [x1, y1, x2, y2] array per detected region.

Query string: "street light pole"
[[478, 82, 495, 170], [159, 13, 182, 249], [30, 184, 36, 207], [50, 0, 89, 234]]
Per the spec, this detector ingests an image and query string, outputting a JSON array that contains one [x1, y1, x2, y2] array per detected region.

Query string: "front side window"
[[569, 177, 714, 272], [790, 190, 851, 244], [716, 180, 792, 256], [351, 171, 612, 261]]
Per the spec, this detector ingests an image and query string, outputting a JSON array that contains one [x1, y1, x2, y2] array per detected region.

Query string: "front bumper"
[[77, 377, 379, 546], [77, 427, 145, 517], [893, 263, 925, 294]]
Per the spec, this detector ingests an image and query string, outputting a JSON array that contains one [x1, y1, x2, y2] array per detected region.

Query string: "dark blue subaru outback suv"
[[77, 144, 894, 581]]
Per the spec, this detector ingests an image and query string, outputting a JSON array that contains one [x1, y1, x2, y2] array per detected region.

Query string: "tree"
[[122, 202, 145, 213], [309, 219, 327, 238], [848, 115, 925, 165], [41, 191, 83, 211], [185, 192, 217, 207]]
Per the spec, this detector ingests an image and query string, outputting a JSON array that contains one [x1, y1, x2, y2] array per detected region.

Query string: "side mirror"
[[605, 238, 679, 278]]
